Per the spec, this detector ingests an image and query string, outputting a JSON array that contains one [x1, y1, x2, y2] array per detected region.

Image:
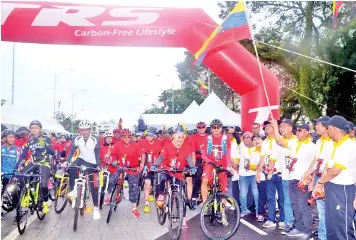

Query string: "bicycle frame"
[[71, 167, 96, 209]]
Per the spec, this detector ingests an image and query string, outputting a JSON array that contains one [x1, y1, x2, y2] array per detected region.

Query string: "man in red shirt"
[[112, 129, 144, 218], [201, 119, 236, 227], [112, 129, 121, 144], [140, 128, 162, 213], [190, 121, 208, 208], [161, 129, 171, 147], [56, 134, 72, 159], [151, 125, 196, 228]]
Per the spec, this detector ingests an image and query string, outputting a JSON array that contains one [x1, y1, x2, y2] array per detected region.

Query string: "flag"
[[198, 79, 208, 95], [200, 86, 208, 95], [118, 118, 123, 130], [194, 1, 251, 66], [332, 1, 343, 28], [164, 104, 169, 113]]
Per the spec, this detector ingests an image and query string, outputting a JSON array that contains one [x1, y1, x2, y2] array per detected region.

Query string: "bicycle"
[[200, 162, 240, 240], [68, 165, 98, 231], [98, 163, 110, 210], [106, 166, 140, 223], [16, 171, 46, 235], [53, 165, 69, 214], [1, 171, 20, 212], [154, 168, 192, 240]]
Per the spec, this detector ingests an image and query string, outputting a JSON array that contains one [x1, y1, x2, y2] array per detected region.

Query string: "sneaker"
[[286, 229, 306, 237], [67, 190, 75, 200], [241, 211, 251, 218], [191, 198, 198, 210], [281, 225, 294, 235], [132, 208, 140, 218], [123, 181, 129, 188], [182, 218, 188, 229], [148, 195, 154, 202], [42, 201, 50, 214], [262, 221, 277, 228], [144, 205, 150, 213], [104, 194, 111, 205], [221, 215, 229, 227], [230, 205, 236, 211], [156, 195, 165, 208], [278, 222, 286, 230], [257, 215, 264, 222], [93, 207, 101, 220]]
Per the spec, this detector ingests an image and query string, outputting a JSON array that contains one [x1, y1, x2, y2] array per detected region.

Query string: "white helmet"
[[79, 119, 92, 129], [103, 131, 113, 138]]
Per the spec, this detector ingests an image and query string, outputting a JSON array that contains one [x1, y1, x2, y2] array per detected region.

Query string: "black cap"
[[296, 122, 310, 131], [279, 119, 293, 126], [312, 116, 330, 123], [346, 121, 355, 133], [263, 120, 271, 126], [321, 115, 348, 131]]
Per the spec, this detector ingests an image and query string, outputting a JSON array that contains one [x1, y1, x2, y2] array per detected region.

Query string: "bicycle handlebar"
[[68, 165, 100, 172], [152, 168, 194, 174], [208, 162, 229, 172]]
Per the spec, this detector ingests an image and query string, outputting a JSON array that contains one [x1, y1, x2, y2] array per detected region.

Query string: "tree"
[[54, 111, 80, 132]]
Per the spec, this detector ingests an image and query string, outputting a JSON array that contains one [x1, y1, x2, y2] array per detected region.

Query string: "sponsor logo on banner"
[[248, 105, 279, 124], [2, 2, 176, 37]]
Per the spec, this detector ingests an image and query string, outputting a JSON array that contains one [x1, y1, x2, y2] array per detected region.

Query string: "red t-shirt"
[[57, 141, 72, 158], [161, 138, 171, 147], [202, 134, 231, 168], [191, 133, 207, 158], [113, 141, 141, 175], [100, 143, 118, 174], [99, 138, 105, 146], [112, 137, 121, 144], [159, 142, 191, 180], [141, 139, 163, 169]]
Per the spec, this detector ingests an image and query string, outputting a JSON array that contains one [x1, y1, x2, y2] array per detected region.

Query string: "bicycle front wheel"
[[54, 180, 69, 214], [73, 184, 82, 231], [200, 194, 240, 240], [99, 175, 107, 210], [36, 185, 46, 220], [168, 192, 183, 240], [16, 189, 29, 235]]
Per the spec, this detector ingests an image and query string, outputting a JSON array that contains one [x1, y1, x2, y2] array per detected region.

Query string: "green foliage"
[[54, 111, 80, 133]]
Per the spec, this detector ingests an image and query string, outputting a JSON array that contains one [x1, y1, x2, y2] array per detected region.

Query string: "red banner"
[[1, 1, 280, 130]]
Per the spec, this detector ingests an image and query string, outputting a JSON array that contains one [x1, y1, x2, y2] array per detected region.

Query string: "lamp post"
[[53, 69, 75, 118], [71, 90, 86, 133], [156, 74, 175, 114]]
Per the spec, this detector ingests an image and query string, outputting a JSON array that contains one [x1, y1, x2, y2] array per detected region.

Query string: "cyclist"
[[190, 122, 208, 208], [201, 119, 236, 226], [66, 120, 101, 220], [17, 121, 55, 214], [151, 124, 196, 228], [14, 127, 30, 149], [112, 129, 121, 144], [141, 127, 162, 213], [112, 129, 145, 218], [98, 130, 106, 146], [100, 131, 118, 204], [57, 134, 72, 159], [1, 130, 21, 195]]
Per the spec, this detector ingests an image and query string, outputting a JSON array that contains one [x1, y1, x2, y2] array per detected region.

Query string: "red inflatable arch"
[[1, 1, 280, 130]]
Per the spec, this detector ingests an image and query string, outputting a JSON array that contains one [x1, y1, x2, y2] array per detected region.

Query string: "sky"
[[1, 0, 268, 129], [1, 0, 226, 129]]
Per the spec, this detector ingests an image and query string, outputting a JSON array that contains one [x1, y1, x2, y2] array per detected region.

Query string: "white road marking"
[[241, 219, 268, 235]]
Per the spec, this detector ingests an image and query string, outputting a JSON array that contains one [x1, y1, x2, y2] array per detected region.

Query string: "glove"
[[190, 167, 197, 175], [150, 165, 157, 171]]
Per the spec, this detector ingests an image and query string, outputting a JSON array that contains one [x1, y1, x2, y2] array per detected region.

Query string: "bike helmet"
[[6, 130, 16, 136], [146, 127, 157, 136], [29, 120, 42, 128], [173, 124, 185, 134], [167, 127, 174, 135], [121, 129, 132, 136], [210, 119, 223, 127], [196, 122, 206, 128], [78, 119, 91, 129], [103, 131, 113, 138]]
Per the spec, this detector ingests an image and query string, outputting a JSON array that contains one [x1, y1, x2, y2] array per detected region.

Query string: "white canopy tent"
[[1, 102, 69, 133], [141, 92, 241, 130]]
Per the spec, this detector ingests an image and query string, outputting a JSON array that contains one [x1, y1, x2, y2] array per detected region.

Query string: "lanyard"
[[296, 137, 310, 154]]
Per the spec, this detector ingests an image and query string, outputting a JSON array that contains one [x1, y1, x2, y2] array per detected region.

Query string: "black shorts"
[[144, 171, 155, 182]]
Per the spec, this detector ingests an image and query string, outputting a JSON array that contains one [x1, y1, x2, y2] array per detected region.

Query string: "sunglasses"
[[197, 126, 206, 129], [296, 129, 306, 132], [212, 126, 221, 129], [123, 136, 131, 139]]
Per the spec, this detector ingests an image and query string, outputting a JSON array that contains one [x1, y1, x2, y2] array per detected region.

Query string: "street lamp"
[[53, 69, 75, 118], [71, 90, 86, 132], [156, 74, 175, 114]]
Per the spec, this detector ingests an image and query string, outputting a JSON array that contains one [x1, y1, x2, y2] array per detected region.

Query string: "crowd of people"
[[1, 115, 356, 240]]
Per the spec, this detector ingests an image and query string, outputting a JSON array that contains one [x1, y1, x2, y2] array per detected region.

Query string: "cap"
[[263, 120, 271, 126], [321, 115, 348, 131], [242, 131, 253, 138], [296, 122, 310, 131], [279, 119, 293, 126], [312, 116, 330, 123], [346, 121, 355, 133]]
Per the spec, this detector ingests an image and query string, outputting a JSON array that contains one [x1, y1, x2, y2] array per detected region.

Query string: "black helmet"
[[167, 127, 174, 135], [173, 124, 185, 134], [1, 130, 8, 138], [6, 130, 16, 136], [29, 120, 42, 128], [210, 119, 223, 127]]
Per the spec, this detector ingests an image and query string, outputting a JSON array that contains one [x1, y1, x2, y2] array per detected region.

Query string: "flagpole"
[[207, 69, 211, 93], [244, 1, 273, 120]]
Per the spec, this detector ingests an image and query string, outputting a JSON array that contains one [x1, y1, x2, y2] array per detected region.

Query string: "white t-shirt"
[[239, 144, 259, 177], [261, 137, 281, 174], [327, 135, 356, 185], [289, 138, 316, 181], [230, 138, 240, 181], [74, 135, 99, 165], [314, 137, 334, 175], [278, 135, 298, 180]]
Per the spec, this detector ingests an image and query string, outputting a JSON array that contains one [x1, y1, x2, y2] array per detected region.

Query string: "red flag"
[[333, 1, 343, 28], [200, 86, 208, 95], [118, 118, 123, 130]]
